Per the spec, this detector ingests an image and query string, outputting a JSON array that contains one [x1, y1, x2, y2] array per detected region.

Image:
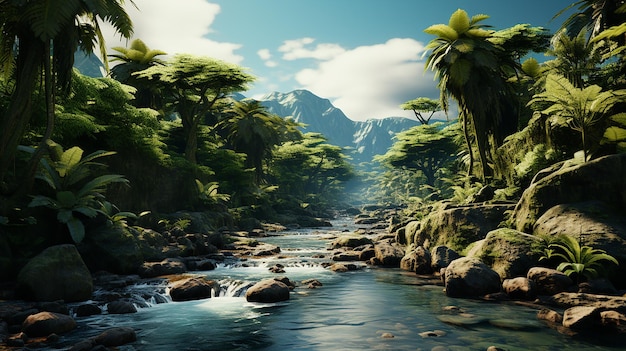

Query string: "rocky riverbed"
[[1, 210, 626, 350]]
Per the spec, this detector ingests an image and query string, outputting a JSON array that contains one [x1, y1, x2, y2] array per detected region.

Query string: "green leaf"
[[66, 217, 85, 244], [424, 24, 459, 41], [603, 126, 626, 142], [448, 9, 470, 34], [56, 191, 77, 208], [610, 113, 626, 126], [59, 146, 84, 177], [57, 209, 74, 224], [28, 195, 57, 208]]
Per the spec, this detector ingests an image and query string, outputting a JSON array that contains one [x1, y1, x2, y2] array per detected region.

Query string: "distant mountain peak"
[[260, 89, 419, 165]]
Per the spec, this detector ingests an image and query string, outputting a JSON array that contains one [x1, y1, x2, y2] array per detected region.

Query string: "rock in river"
[[245, 278, 290, 303]]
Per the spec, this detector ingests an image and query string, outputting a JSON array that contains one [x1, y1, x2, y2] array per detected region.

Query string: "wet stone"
[[419, 329, 447, 338]]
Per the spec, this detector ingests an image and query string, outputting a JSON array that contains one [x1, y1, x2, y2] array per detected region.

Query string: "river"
[[73, 217, 625, 350]]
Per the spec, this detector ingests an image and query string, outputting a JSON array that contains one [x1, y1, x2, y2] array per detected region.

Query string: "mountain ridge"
[[259, 90, 420, 165]]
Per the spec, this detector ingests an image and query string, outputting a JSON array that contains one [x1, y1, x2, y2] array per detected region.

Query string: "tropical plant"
[[543, 234, 618, 282], [375, 122, 460, 189], [400, 97, 442, 125], [220, 99, 301, 184], [109, 39, 167, 109], [270, 132, 354, 207], [529, 73, 626, 161], [423, 10, 548, 180], [134, 54, 255, 163], [0, 0, 134, 192], [544, 29, 604, 88], [195, 179, 231, 205], [556, 0, 626, 39], [27, 144, 129, 243]]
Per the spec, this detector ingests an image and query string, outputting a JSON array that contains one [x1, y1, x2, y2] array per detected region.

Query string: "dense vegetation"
[[367, 2, 626, 211], [1, 0, 626, 281]]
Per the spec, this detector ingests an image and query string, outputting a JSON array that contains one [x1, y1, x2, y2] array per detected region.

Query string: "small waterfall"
[[215, 279, 255, 297]]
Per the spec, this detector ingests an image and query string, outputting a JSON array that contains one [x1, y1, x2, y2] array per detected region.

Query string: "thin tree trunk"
[[0, 37, 43, 188], [21, 41, 55, 195], [461, 112, 474, 178]]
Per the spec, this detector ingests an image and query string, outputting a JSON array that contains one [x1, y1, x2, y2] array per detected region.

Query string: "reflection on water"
[[77, 218, 625, 351]]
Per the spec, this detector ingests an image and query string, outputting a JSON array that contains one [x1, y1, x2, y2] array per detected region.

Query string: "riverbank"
[[1, 213, 626, 350]]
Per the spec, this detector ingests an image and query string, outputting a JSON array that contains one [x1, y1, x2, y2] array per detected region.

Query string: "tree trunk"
[[461, 112, 475, 178], [21, 41, 56, 195], [0, 36, 43, 188]]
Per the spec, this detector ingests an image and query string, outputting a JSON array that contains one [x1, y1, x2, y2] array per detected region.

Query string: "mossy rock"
[[330, 235, 373, 249], [17, 244, 92, 302], [78, 224, 143, 274], [408, 204, 514, 252], [512, 153, 626, 233], [467, 228, 541, 280]]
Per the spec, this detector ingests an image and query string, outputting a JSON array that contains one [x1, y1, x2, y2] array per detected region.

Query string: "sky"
[[101, 0, 575, 121]]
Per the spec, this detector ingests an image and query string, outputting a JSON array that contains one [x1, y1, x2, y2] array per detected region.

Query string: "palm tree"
[[424, 10, 550, 180], [220, 100, 299, 185], [423, 9, 508, 179], [556, 0, 626, 40], [0, 0, 134, 197], [109, 38, 167, 109], [544, 29, 604, 88], [529, 74, 626, 161]]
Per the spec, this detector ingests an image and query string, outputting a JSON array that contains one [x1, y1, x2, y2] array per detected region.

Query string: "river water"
[[75, 217, 625, 351]]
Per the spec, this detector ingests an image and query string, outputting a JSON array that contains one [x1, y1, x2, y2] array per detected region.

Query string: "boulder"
[[444, 257, 501, 298], [502, 277, 537, 300], [94, 327, 137, 346], [329, 235, 373, 249], [22, 312, 76, 337], [75, 303, 101, 317], [16, 244, 92, 302], [400, 246, 433, 274], [512, 153, 626, 233], [252, 244, 281, 256], [600, 311, 626, 333], [467, 228, 541, 279], [430, 245, 461, 270], [406, 204, 514, 252], [332, 251, 361, 262], [138, 258, 187, 278], [563, 306, 601, 329], [106, 301, 137, 314], [169, 277, 219, 302], [245, 279, 290, 303], [78, 224, 143, 274], [527, 267, 574, 295], [547, 292, 626, 312], [374, 239, 405, 267], [532, 201, 626, 284], [537, 308, 563, 323]]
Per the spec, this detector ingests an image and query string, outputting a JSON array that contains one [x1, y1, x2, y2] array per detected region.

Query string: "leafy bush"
[[28, 144, 128, 243], [540, 234, 618, 282]]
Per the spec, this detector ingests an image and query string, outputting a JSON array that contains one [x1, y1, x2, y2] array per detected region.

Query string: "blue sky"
[[102, 0, 575, 121]]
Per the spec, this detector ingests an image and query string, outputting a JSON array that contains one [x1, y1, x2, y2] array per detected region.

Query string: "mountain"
[[260, 90, 419, 165]]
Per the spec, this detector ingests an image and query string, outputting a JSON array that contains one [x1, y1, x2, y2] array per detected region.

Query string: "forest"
[[1, 0, 626, 291]]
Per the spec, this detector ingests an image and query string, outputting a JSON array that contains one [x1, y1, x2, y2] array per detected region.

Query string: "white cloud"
[[293, 38, 440, 121], [257, 49, 278, 67], [257, 49, 272, 60], [279, 38, 346, 61], [100, 0, 243, 64]]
